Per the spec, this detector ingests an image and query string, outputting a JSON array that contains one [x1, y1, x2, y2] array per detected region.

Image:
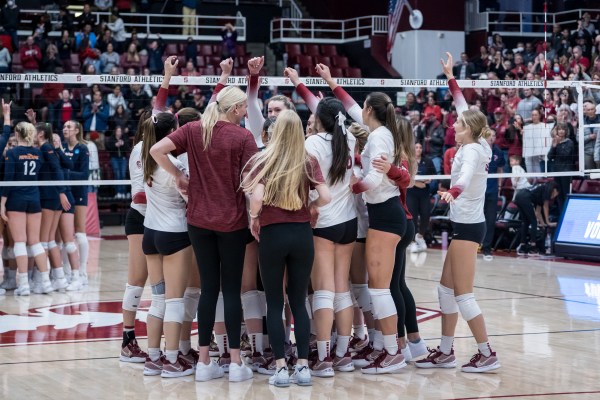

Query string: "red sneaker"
[[361, 349, 406, 374], [461, 350, 500, 373], [161, 354, 194, 378], [120, 339, 148, 363], [415, 347, 457, 369], [143, 353, 165, 376]]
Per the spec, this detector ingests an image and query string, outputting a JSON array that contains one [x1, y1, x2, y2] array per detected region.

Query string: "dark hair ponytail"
[[35, 122, 53, 142], [316, 97, 349, 185], [365, 92, 401, 164], [141, 112, 177, 183]]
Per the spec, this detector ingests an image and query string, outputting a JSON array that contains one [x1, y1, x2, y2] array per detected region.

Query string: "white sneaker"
[[407, 339, 428, 359], [228, 361, 253, 382], [80, 273, 89, 286], [195, 360, 224, 382], [14, 284, 31, 296], [66, 278, 83, 291], [52, 277, 69, 291], [268, 366, 289, 387], [0, 287, 5, 295], [0, 276, 17, 290], [415, 237, 427, 252], [408, 242, 419, 253], [400, 344, 412, 362], [290, 365, 311, 386], [32, 279, 55, 294]]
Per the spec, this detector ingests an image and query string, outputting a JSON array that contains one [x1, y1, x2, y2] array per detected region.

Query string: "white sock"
[[336, 336, 351, 357], [249, 333, 264, 354], [27, 269, 33, 281], [353, 324, 365, 339], [179, 340, 191, 355], [75, 233, 89, 274], [71, 269, 80, 281], [165, 349, 178, 364], [373, 330, 384, 351], [478, 342, 492, 357], [40, 271, 50, 283], [60, 244, 71, 273], [18, 273, 29, 287], [367, 328, 376, 344], [216, 334, 228, 355], [148, 348, 161, 362], [317, 340, 330, 361], [383, 334, 398, 355], [53, 267, 65, 279], [440, 335, 454, 355]]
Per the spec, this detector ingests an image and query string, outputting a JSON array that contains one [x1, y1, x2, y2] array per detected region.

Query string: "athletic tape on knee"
[[151, 280, 165, 295], [148, 294, 166, 320], [312, 290, 335, 312], [352, 283, 372, 312], [65, 242, 78, 254], [456, 293, 482, 321], [334, 291, 353, 313], [241, 290, 263, 320], [215, 292, 225, 323], [41, 242, 49, 250], [437, 285, 459, 314], [30, 243, 45, 257], [13, 242, 27, 258], [164, 298, 185, 324], [368, 288, 397, 320], [122, 284, 144, 312], [183, 287, 200, 322], [48, 241, 58, 250]]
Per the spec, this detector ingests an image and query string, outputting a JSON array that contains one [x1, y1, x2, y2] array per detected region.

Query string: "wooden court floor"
[[1, 234, 599, 400]]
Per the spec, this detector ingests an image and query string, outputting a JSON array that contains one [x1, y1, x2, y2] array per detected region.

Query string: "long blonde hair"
[[242, 110, 316, 210], [201, 86, 246, 150], [459, 109, 492, 141], [15, 122, 36, 146]]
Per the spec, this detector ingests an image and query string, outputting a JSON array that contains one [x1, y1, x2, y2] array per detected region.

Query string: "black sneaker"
[[516, 244, 528, 256], [527, 245, 540, 256]]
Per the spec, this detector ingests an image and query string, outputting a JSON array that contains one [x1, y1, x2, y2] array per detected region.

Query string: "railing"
[[270, 15, 388, 43], [465, 1, 598, 37], [18, 9, 246, 42]]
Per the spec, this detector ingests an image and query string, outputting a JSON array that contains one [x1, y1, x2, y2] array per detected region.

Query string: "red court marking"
[[447, 390, 600, 400]]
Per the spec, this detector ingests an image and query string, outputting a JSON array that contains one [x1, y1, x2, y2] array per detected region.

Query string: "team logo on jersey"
[[0, 300, 197, 347]]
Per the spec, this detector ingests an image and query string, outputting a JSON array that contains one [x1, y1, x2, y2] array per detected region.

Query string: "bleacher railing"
[[270, 15, 388, 44], [18, 9, 246, 42]]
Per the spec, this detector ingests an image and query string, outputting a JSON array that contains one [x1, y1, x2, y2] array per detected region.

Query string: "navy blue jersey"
[[63, 142, 90, 199], [485, 144, 506, 194], [3, 146, 43, 200], [0, 124, 13, 186], [39, 142, 67, 200]]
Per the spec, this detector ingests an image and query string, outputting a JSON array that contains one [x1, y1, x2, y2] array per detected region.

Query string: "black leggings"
[[258, 222, 313, 360], [514, 190, 537, 245], [188, 225, 247, 349], [407, 188, 431, 236], [482, 192, 498, 252], [390, 219, 419, 337]]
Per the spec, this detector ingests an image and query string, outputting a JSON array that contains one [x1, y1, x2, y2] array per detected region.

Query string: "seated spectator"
[[83, 91, 110, 136], [127, 84, 150, 131], [52, 89, 79, 132], [121, 43, 142, 73], [170, 98, 184, 114], [105, 125, 130, 199], [100, 43, 120, 73], [105, 8, 126, 53], [76, 3, 96, 31], [107, 85, 127, 117], [56, 6, 74, 32], [511, 53, 527, 78], [442, 106, 456, 154], [19, 36, 42, 72], [184, 37, 198, 66], [57, 30, 74, 72], [109, 104, 131, 136], [188, 88, 206, 112], [571, 19, 593, 60], [76, 23, 97, 50], [143, 33, 165, 74], [95, 28, 116, 54], [473, 45, 491, 73], [79, 38, 101, 74], [127, 31, 143, 53], [443, 143, 458, 175], [399, 92, 422, 115], [0, 41, 11, 74], [522, 42, 537, 65], [408, 110, 421, 141], [41, 43, 62, 73], [492, 107, 510, 168]]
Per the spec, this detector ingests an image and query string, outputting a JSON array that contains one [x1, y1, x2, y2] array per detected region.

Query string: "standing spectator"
[[95, 0, 113, 11], [442, 106, 457, 153], [491, 107, 510, 170], [399, 92, 422, 116], [76, 3, 96, 31], [106, 8, 126, 53], [407, 142, 435, 252], [95, 28, 116, 54], [0, 0, 19, 52], [185, 37, 198, 66], [79, 38, 101, 74], [57, 30, 74, 72], [473, 45, 491, 73], [121, 43, 142, 72], [83, 91, 110, 136], [452, 52, 475, 79], [100, 43, 120, 73], [583, 100, 600, 170], [108, 104, 131, 135], [509, 154, 531, 198], [52, 89, 79, 132], [182, 0, 197, 36], [221, 23, 237, 59], [144, 33, 165, 74], [56, 6, 74, 32], [107, 85, 127, 117], [443, 143, 458, 175], [504, 87, 521, 116], [32, 13, 52, 48], [422, 92, 442, 123], [482, 130, 505, 261], [19, 36, 42, 72], [522, 42, 537, 65], [516, 88, 542, 123], [41, 43, 62, 73], [0, 41, 11, 73], [582, 12, 596, 36], [76, 23, 97, 49], [548, 122, 575, 206], [571, 19, 593, 60], [105, 125, 130, 199], [417, 112, 445, 174], [510, 53, 527, 78], [506, 114, 524, 159]]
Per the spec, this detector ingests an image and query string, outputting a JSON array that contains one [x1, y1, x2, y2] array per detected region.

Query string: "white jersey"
[[143, 154, 188, 233], [448, 142, 492, 224], [305, 132, 357, 228], [511, 165, 532, 191], [129, 141, 146, 216], [358, 125, 400, 204], [355, 194, 369, 239]]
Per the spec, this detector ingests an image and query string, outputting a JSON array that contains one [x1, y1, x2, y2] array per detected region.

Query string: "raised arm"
[[209, 58, 233, 104], [284, 67, 319, 114], [246, 56, 266, 147], [154, 56, 179, 115], [441, 52, 468, 115], [1, 100, 12, 155], [316, 63, 364, 125]]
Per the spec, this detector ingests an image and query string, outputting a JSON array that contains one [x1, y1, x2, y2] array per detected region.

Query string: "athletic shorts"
[[6, 198, 41, 213], [451, 221, 486, 244], [62, 191, 75, 214], [367, 196, 406, 237], [356, 238, 366, 243], [73, 190, 88, 207], [142, 227, 190, 256], [125, 208, 145, 236], [313, 218, 358, 245], [41, 197, 62, 211]]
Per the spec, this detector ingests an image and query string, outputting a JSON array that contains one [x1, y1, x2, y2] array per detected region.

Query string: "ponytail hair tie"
[[335, 111, 348, 135]]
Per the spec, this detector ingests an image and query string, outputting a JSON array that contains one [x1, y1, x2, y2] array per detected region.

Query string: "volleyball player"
[[0, 100, 14, 295], [415, 52, 500, 372], [1, 122, 53, 296], [151, 85, 257, 383], [35, 122, 71, 291], [242, 109, 331, 387]]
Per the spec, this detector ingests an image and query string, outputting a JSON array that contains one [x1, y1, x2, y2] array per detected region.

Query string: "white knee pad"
[[148, 294, 166, 320], [312, 290, 335, 312], [75, 232, 88, 243], [65, 242, 78, 254], [368, 288, 397, 320], [48, 241, 58, 250], [164, 298, 185, 324], [183, 287, 200, 322], [30, 243, 45, 257], [215, 292, 225, 323], [241, 290, 263, 320], [350, 289, 359, 307], [437, 285, 459, 315], [352, 283, 372, 312], [334, 291, 353, 313], [259, 291, 267, 317], [13, 242, 27, 258], [122, 284, 144, 312], [41, 242, 49, 250], [456, 293, 482, 322]]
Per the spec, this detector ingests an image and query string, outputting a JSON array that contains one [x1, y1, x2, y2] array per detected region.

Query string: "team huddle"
[[0, 51, 500, 386]]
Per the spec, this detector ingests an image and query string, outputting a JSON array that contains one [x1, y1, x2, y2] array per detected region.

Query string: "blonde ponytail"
[[202, 86, 247, 150]]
